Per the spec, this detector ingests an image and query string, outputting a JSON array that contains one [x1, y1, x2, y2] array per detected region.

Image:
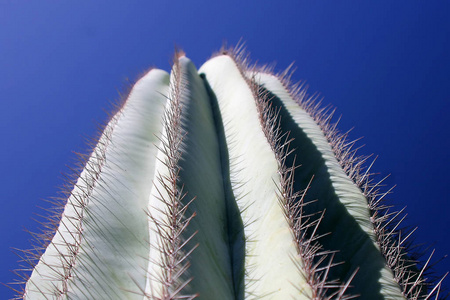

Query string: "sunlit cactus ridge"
[[9, 46, 447, 300]]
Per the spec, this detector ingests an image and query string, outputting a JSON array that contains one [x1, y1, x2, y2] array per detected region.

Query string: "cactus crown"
[[8, 45, 447, 300]]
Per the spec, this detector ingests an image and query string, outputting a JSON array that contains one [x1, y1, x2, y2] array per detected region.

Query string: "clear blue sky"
[[1, 1, 449, 298]]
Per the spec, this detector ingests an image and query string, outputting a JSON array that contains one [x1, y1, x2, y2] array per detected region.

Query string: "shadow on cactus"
[[8, 45, 448, 299]]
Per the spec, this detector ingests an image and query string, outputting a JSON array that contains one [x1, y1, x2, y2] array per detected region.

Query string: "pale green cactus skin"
[[14, 49, 446, 300]]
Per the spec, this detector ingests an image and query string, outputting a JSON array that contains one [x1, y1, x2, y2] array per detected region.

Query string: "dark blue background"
[[1, 1, 449, 298]]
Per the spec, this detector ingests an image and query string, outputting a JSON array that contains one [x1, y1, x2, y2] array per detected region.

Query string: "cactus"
[[11, 46, 447, 300]]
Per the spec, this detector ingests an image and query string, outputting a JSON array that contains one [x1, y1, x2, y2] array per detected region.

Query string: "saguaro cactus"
[[12, 47, 447, 299]]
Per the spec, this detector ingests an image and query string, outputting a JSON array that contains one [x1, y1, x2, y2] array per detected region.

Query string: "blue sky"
[[1, 1, 449, 298]]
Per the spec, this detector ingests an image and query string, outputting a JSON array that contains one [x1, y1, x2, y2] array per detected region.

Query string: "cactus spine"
[[12, 47, 446, 300]]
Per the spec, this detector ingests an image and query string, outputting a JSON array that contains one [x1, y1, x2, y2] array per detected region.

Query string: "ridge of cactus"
[[199, 53, 315, 299], [13, 67, 171, 299], [252, 65, 448, 300], [144, 52, 200, 299], [214, 46, 358, 300]]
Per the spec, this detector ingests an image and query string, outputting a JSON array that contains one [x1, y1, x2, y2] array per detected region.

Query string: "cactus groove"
[[10, 46, 447, 299]]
